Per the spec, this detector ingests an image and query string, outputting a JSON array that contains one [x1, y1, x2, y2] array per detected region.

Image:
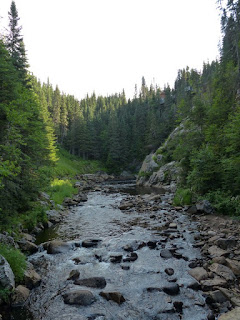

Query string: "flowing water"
[[8, 184, 212, 319]]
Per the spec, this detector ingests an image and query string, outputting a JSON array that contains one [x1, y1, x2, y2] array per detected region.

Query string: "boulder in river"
[[46, 240, 72, 254], [74, 277, 106, 289], [63, 289, 96, 306], [82, 239, 101, 248]]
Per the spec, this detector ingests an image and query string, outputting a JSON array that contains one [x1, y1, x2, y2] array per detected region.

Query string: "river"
[[8, 183, 212, 319]]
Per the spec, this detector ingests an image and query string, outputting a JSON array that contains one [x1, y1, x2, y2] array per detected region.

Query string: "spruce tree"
[[6, 1, 29, 85]]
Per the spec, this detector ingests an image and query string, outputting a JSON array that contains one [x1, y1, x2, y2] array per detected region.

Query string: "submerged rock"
[[67, 270, 80, 281], [63, 289, 95, 306], [74, 277, 106, 289], [160, 249, 173, 259], [99, 291, 125, 304], [82, 239, 101, 248]]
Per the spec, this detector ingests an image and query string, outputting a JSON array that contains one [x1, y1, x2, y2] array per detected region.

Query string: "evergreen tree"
[[6, 1, 29, 85]]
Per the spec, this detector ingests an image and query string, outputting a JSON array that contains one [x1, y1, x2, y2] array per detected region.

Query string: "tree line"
[[0, 1, 57, 224]]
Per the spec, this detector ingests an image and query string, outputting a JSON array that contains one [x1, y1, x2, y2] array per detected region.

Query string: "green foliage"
[[0, 244, 26, 282], [173, 188, 193, 206], [48, 178, 77, 205], [205, 190, 240, 216], [187, 146, 220, 194], [51, 147, 105, 178], [21, 204, 48, 231], [0, 287, 11, 303], [138, 171, 152, 178]]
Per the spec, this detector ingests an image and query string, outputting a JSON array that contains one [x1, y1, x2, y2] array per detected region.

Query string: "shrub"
[[173, 188, 193, 206], [205, 190, 240, 216]]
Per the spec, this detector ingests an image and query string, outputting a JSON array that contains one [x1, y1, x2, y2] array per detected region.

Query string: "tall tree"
[[6, 1, 28, 85]]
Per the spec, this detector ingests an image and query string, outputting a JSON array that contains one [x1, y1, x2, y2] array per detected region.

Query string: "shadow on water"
[[119, 184, 166, 196], [35, 226, 58, 245], [0, 306, 33, 320]]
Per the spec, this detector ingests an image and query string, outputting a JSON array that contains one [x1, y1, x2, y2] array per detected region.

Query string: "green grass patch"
[[0, 244, 27, 283], [51, 147, 106, 178], [47, 178, 78, 205], [173, 188, 193, 206]]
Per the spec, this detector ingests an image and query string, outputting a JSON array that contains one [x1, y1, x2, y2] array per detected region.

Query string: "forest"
[[1, 0, 240, 232]]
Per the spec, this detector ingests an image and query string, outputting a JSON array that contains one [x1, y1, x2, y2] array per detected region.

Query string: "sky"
[[0, 0, 222, 100]]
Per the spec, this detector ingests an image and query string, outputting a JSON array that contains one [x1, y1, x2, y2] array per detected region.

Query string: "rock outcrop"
[[0, 255, 15, 291], [136, 122, 187, 191]]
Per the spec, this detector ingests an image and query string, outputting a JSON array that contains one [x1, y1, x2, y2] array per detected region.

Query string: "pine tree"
[[6, 1, 29, 85]]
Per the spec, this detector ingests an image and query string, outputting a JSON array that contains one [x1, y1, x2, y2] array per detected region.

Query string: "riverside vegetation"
[[1, 0, 240, 318]]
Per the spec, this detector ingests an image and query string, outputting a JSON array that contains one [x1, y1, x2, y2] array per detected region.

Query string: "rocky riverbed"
[[1, 176, 240, 320]]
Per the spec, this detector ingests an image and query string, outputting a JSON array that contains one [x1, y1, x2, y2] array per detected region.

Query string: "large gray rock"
[[208, 245, 229, 258], [188, 267, 208, 282], [0, 255, 15, 290], [209, 263, 235, 281], [196, 200, 214, 214], [218, 307, 240, 320], [63, 290, 95, 305]]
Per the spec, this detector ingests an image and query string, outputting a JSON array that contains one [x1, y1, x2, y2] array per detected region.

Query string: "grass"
[[51, 148, 106, 178], [46, 147, 106, 205], [47, 178, 78, 205]]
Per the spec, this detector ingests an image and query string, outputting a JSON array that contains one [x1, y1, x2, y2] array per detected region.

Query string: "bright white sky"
[[0, 0, 221, 100]]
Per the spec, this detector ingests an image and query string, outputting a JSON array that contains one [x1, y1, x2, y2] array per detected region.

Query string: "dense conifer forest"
[[1, 0, 240, 230]]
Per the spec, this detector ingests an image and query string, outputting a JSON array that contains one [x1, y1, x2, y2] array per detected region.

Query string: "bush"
[[22, 203, 48, 231], [205, 190, 240, 216], [0, 244, 27, 282], [173, 188, 193, 206]]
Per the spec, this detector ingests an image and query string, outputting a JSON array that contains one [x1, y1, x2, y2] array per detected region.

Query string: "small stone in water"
[[160, 249, 172, 259], [67, 270, 80, 281], [165, 268, 174, 276], [162, 283, 180, 295], [173, 301, 183, 313]]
